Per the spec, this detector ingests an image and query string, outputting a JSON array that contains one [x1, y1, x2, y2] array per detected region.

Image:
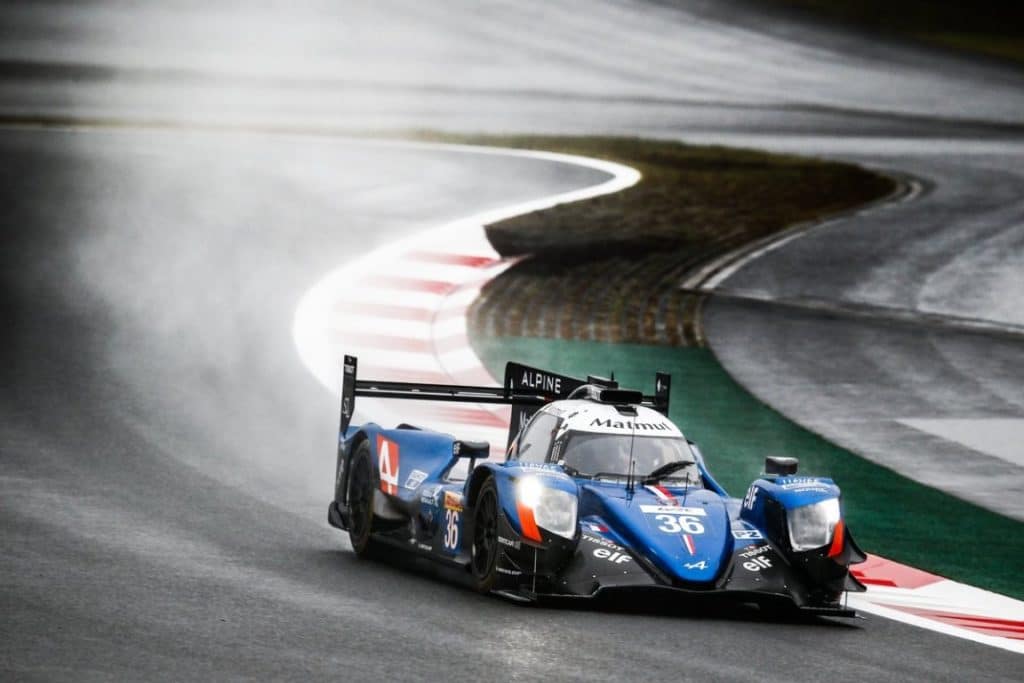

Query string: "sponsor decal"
[[517, 462, 560, 471], [443, 509, 460, 552], [778, 477, 819, 485], [739, 544, 770, 559], [742, 485, 758, 511], [589, 418, 672, 432], [782, 485, 831, 494], [404, 469, 428, 490], [520, 370, 562, 394], [640, 505, 706, 516], [593, 548, 632, 564], [497, 567, 522, 576], [377, 435, 400, 495], [743, 556, 773, 572], [498, 536, 521, 549], [777, 478, 834, 493], [417, 542, 432, 552], [583, 534, 623, 551], [444, 491, 464, 512], [419, 484, 442, 505], [684, 560, 708, 570], [732, 528, 764, 540], [583, 521, 608, 533], [550, 441, 563, 460]]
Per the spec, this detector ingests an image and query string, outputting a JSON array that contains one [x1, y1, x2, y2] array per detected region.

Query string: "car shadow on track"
[[312, 547, 861, 630], [542, 592, 862, 629]]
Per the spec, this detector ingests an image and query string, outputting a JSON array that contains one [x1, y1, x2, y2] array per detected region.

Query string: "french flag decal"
[[646, 484, 679, 505], [683, 534, 696, 555]]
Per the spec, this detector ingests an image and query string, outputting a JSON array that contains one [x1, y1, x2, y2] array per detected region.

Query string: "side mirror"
[[765, 456, 798, 476], [455, 439, 489, 471], [454, 440, 490, 459]]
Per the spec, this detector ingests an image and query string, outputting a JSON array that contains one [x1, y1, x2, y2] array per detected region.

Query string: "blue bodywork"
[[329, 408, 866, 615]]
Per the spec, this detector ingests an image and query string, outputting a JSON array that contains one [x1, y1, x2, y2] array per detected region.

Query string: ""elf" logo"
[[593, 548, 631, 564], [743, 555, 773, 572]]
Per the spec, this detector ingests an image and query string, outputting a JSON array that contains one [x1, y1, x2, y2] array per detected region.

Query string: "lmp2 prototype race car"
[[328, 356, 867, 616]]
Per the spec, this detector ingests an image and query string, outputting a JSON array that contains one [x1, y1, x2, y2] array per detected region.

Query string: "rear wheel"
[[347, 441, 377, 557], [471, 479, 500, 593]]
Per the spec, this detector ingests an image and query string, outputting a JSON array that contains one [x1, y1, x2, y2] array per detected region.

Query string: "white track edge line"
[[292, 140, 639, 399], [847, 597, 1024, 655]]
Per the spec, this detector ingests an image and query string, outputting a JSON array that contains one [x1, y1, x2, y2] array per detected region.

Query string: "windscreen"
[[561, 432, 701, 484]]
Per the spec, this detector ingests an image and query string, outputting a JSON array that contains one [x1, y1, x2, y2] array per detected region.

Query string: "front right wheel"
[[471, 479, 500, 593]]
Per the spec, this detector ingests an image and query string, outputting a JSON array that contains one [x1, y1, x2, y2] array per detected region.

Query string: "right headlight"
[[516, 477, 577, 539], [786, 497, 840, 551]]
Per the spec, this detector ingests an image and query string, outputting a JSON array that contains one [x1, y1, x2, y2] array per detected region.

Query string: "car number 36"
[[655, 514, 705, 534], [443, 509, 460, 550]]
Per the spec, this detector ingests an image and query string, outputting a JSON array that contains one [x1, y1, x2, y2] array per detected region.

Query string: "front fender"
[[471, 463, 581, 594]]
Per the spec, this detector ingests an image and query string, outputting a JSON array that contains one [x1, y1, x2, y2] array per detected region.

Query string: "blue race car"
[[328, 356, 867, 616]]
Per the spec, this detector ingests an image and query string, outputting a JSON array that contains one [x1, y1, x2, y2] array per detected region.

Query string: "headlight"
[[786, 498, 840, 551], [516, 477, 577, 539]]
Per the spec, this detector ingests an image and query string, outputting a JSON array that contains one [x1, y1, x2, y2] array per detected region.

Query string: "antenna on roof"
[[625, 419, 636, 497]]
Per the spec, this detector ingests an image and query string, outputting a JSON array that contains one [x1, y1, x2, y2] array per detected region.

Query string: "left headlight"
[[786, 498, 840, 551], [516, 477, 577, 539]]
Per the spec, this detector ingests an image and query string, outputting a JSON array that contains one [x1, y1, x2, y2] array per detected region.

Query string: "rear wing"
[[339, 355, 671, 449]]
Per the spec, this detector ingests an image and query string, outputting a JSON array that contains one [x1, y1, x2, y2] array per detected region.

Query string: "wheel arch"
[[337, 427, 377, 506], [465, 462, 501, 510]]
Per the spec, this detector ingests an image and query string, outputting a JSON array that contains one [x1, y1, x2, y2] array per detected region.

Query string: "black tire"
[[347, 440, 377, 557], [471, 478, 500, 593], [333, 446, 347, 503]]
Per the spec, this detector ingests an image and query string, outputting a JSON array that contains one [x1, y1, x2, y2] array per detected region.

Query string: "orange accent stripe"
[[828, 519, 845, 558], [516, 501, 542, 542]]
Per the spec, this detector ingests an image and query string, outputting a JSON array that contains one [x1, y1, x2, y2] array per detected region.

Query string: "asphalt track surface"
[[2, 1, 1023, 680]]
